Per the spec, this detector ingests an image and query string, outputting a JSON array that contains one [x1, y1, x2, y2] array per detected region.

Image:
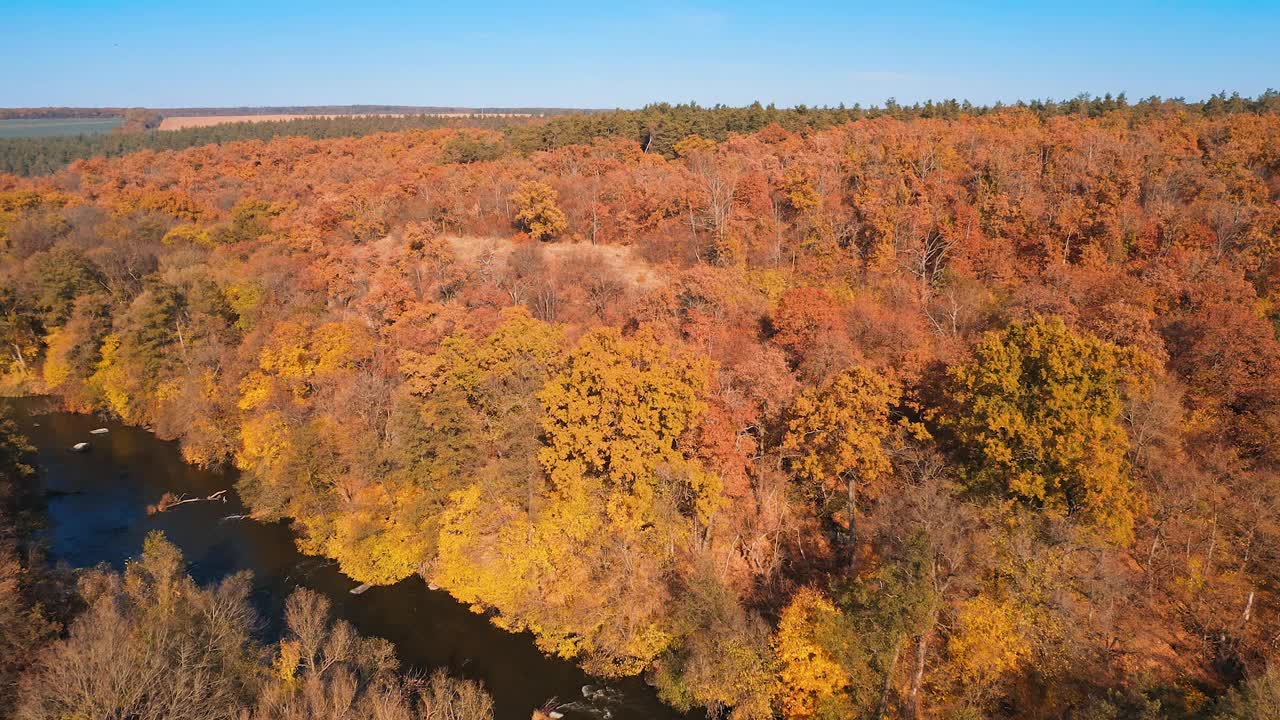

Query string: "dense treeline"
[[2, 101, 1280, 719], [5, 92, 1279, 177], [0, 105, 576, 119], [0, 108, 133, 119], [507, 91, 1280, 157], [0, 411, 52, 708], [150, 105, 581, 116], [0, 114, 528, 176]]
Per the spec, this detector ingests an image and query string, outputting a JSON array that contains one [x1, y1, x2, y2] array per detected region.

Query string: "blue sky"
[[2, 1, 1277, 108]]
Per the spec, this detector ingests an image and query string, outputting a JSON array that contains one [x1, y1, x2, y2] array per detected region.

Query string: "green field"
[[0, 117, 123, 138]]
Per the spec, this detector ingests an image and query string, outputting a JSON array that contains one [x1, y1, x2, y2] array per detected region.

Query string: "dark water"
[[3, 397, 687, 720]]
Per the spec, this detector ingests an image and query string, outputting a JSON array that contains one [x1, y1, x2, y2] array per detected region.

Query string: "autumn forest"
[[2, 97, 1280, 719]]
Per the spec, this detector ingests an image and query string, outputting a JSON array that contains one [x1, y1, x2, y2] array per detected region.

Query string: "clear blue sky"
[[2, 0, 1277, 108]]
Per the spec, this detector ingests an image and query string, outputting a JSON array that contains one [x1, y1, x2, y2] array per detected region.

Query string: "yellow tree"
[[942, 316, 1143, 544], [773, 587, 855, 720], [947, 595, 1033, 690], [234, 318, 380, 578], [783, 366, 900, 567], [510, 181, 568, 241], [436, 326, 717, 677], [536, 327, 718, 674], [382, 307, 565, 587], [325, 484, 434, 586], [0, 285, 41, 381], [239, 319, 371, 410], [538, 326, 716, 537]]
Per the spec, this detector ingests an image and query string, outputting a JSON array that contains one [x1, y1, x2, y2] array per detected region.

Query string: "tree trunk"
[[847, 476, 859, 571], [908, 628, 932, 720], [878, 643, 901, 718]]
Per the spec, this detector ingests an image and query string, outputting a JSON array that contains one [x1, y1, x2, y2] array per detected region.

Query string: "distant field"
[[0, 117, 123, 138], [158, 112, 529, 130]]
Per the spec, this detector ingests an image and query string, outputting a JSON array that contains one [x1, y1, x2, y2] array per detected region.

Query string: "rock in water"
[[72, 442, 89, 452], [90, 428, 109, 435], [350, 582, 374, 595]]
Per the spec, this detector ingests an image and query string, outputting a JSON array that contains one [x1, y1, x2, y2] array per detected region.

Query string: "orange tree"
[[783, 366, 901, 567]]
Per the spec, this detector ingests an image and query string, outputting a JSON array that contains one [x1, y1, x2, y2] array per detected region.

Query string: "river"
[[3, 396, 689, 720]]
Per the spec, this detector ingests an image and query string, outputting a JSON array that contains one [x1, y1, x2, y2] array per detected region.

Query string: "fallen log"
[[147, 489, 228, 514]]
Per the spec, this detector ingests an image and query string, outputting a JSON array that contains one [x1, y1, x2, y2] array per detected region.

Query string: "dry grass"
[[446, 235, 663, 289], [157, 112, 527, 130]]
